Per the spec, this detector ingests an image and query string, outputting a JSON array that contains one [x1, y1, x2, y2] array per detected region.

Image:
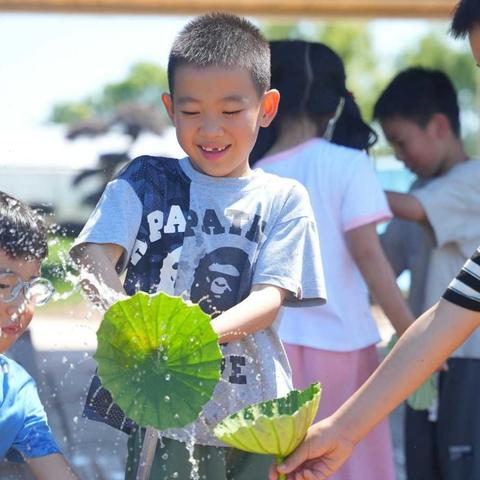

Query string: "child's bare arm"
[[386, 191, 426, 222], [270, 299, 480, 480], [210, 284, 287, 344], [346, 222, 414, 337], [28, 453, 79, 480], [70, 242, 126, 308]]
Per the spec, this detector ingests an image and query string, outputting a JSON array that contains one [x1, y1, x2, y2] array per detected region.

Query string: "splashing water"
[[155, 428, 200, 480], [184, 427, 200, 480]]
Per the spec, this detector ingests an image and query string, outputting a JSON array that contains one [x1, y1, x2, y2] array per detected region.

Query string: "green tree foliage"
[[50, 62, 168, 124], [262, 22, 388, 121], [50, 101, 94, 124], [101, 62, 168, 110], [397, 31, 476, 97], [262, 22, 304, 41]]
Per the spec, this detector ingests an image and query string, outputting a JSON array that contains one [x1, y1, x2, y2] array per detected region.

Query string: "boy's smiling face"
[[162, 65, 279, 178], [0, 250, 40, 353]]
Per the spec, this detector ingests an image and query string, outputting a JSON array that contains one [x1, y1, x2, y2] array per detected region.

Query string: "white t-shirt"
[[412, 159, 480, 358], [257, 138, 392, 351]]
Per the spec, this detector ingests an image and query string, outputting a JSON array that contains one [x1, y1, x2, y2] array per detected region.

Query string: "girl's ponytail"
[[331, 93, 378, 150]]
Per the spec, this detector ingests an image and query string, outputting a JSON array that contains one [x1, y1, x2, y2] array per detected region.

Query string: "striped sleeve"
[[443, 248, 480, 312]]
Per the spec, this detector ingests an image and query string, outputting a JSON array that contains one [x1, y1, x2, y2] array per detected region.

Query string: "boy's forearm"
[[28, 453, 79, 480], [386, 191, 426, 222], [210, 284, 286, 343], [346, 224, 414, 336], [332, 300, 480, 445], [71, 243, 126, 308]]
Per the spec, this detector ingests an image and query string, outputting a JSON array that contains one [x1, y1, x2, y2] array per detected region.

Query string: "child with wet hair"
[[0, 191, 78, 478], [253, 40, 414, 480]]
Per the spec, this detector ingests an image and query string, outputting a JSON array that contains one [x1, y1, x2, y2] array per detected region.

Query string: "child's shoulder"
[[261, 138, 368, 175], [256, 170, 311, 211], [450, 158, 480, 176], [432, 158, 480, 185], [0, 354, 34, 393], [115, 155, 181, 181], [258, 168, 306, 192]]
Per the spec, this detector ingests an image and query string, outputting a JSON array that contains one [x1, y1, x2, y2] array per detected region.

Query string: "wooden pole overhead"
[[0, 0, 458, 18]]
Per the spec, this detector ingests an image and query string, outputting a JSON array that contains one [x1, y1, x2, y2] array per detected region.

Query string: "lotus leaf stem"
[[276, 455, 286, 480]]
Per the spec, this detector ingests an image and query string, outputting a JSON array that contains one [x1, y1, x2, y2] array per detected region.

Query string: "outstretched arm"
[[346, 222, 414, 337], [270, 299, 480, 480], [386, 191, 426, 222], [211, 284, 287, 344], [70, 242, 126, 309], [28, 453, 79, 480]]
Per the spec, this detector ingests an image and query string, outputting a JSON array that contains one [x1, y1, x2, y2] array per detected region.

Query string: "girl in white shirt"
[[252, 40, 414, 480]]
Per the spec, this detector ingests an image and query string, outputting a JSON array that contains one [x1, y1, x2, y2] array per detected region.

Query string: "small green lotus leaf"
[[407, 374, 438, 410], [386, 334, 438, 410], [94, 291, 223, 430], [214, 383, 321, 457]]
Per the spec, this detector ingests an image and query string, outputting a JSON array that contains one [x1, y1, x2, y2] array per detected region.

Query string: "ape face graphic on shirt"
[[190, 247, 251, 317]]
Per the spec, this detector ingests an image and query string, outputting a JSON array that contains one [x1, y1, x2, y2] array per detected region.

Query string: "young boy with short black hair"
[[373, 67, 480, 480], [0, 191, 78, 479], [72, 12, 326, 480]]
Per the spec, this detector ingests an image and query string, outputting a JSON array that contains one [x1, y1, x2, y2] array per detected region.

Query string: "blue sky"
[[0, 13, 440, 131]]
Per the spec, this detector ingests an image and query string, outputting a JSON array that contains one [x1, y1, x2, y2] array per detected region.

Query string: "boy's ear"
[[162, 93, 175, 125], [260, 89, 280, 128], [430, 112, 451, 139]]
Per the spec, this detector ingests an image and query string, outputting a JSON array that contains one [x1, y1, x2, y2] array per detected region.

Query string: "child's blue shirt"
[[0, 354, 60, 462]]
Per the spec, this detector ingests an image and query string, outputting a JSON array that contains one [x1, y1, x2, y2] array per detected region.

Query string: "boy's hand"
[[268, 419, 355, 480]]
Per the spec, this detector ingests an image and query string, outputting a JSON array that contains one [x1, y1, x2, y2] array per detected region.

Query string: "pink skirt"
[[285, 343, 395, 480]]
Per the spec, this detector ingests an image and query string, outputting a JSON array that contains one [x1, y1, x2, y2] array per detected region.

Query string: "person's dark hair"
[[450, 0, 480, 39], [0, 192, 48, 261], [373, 67, 461, 136], [250, 40, 377, 163], [168, 12, 270, 96]]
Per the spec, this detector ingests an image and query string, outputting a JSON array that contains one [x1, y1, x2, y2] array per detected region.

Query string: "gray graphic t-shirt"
[[75, 155, 326, 445]]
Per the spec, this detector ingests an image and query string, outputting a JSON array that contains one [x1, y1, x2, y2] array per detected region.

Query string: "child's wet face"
[[0, 251, 40, 353], [163, 65, 278, 178], [380, 116, 445, 178]]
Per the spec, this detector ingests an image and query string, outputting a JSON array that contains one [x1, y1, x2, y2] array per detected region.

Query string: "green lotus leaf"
[[214, 383, 321, 460], [94, 291, 223, 430], [387, 334, 438, 410]]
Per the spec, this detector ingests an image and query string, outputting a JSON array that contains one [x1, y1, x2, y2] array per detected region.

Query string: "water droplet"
[[164, 373, 171, 381], [164, 395, 170, 402]]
